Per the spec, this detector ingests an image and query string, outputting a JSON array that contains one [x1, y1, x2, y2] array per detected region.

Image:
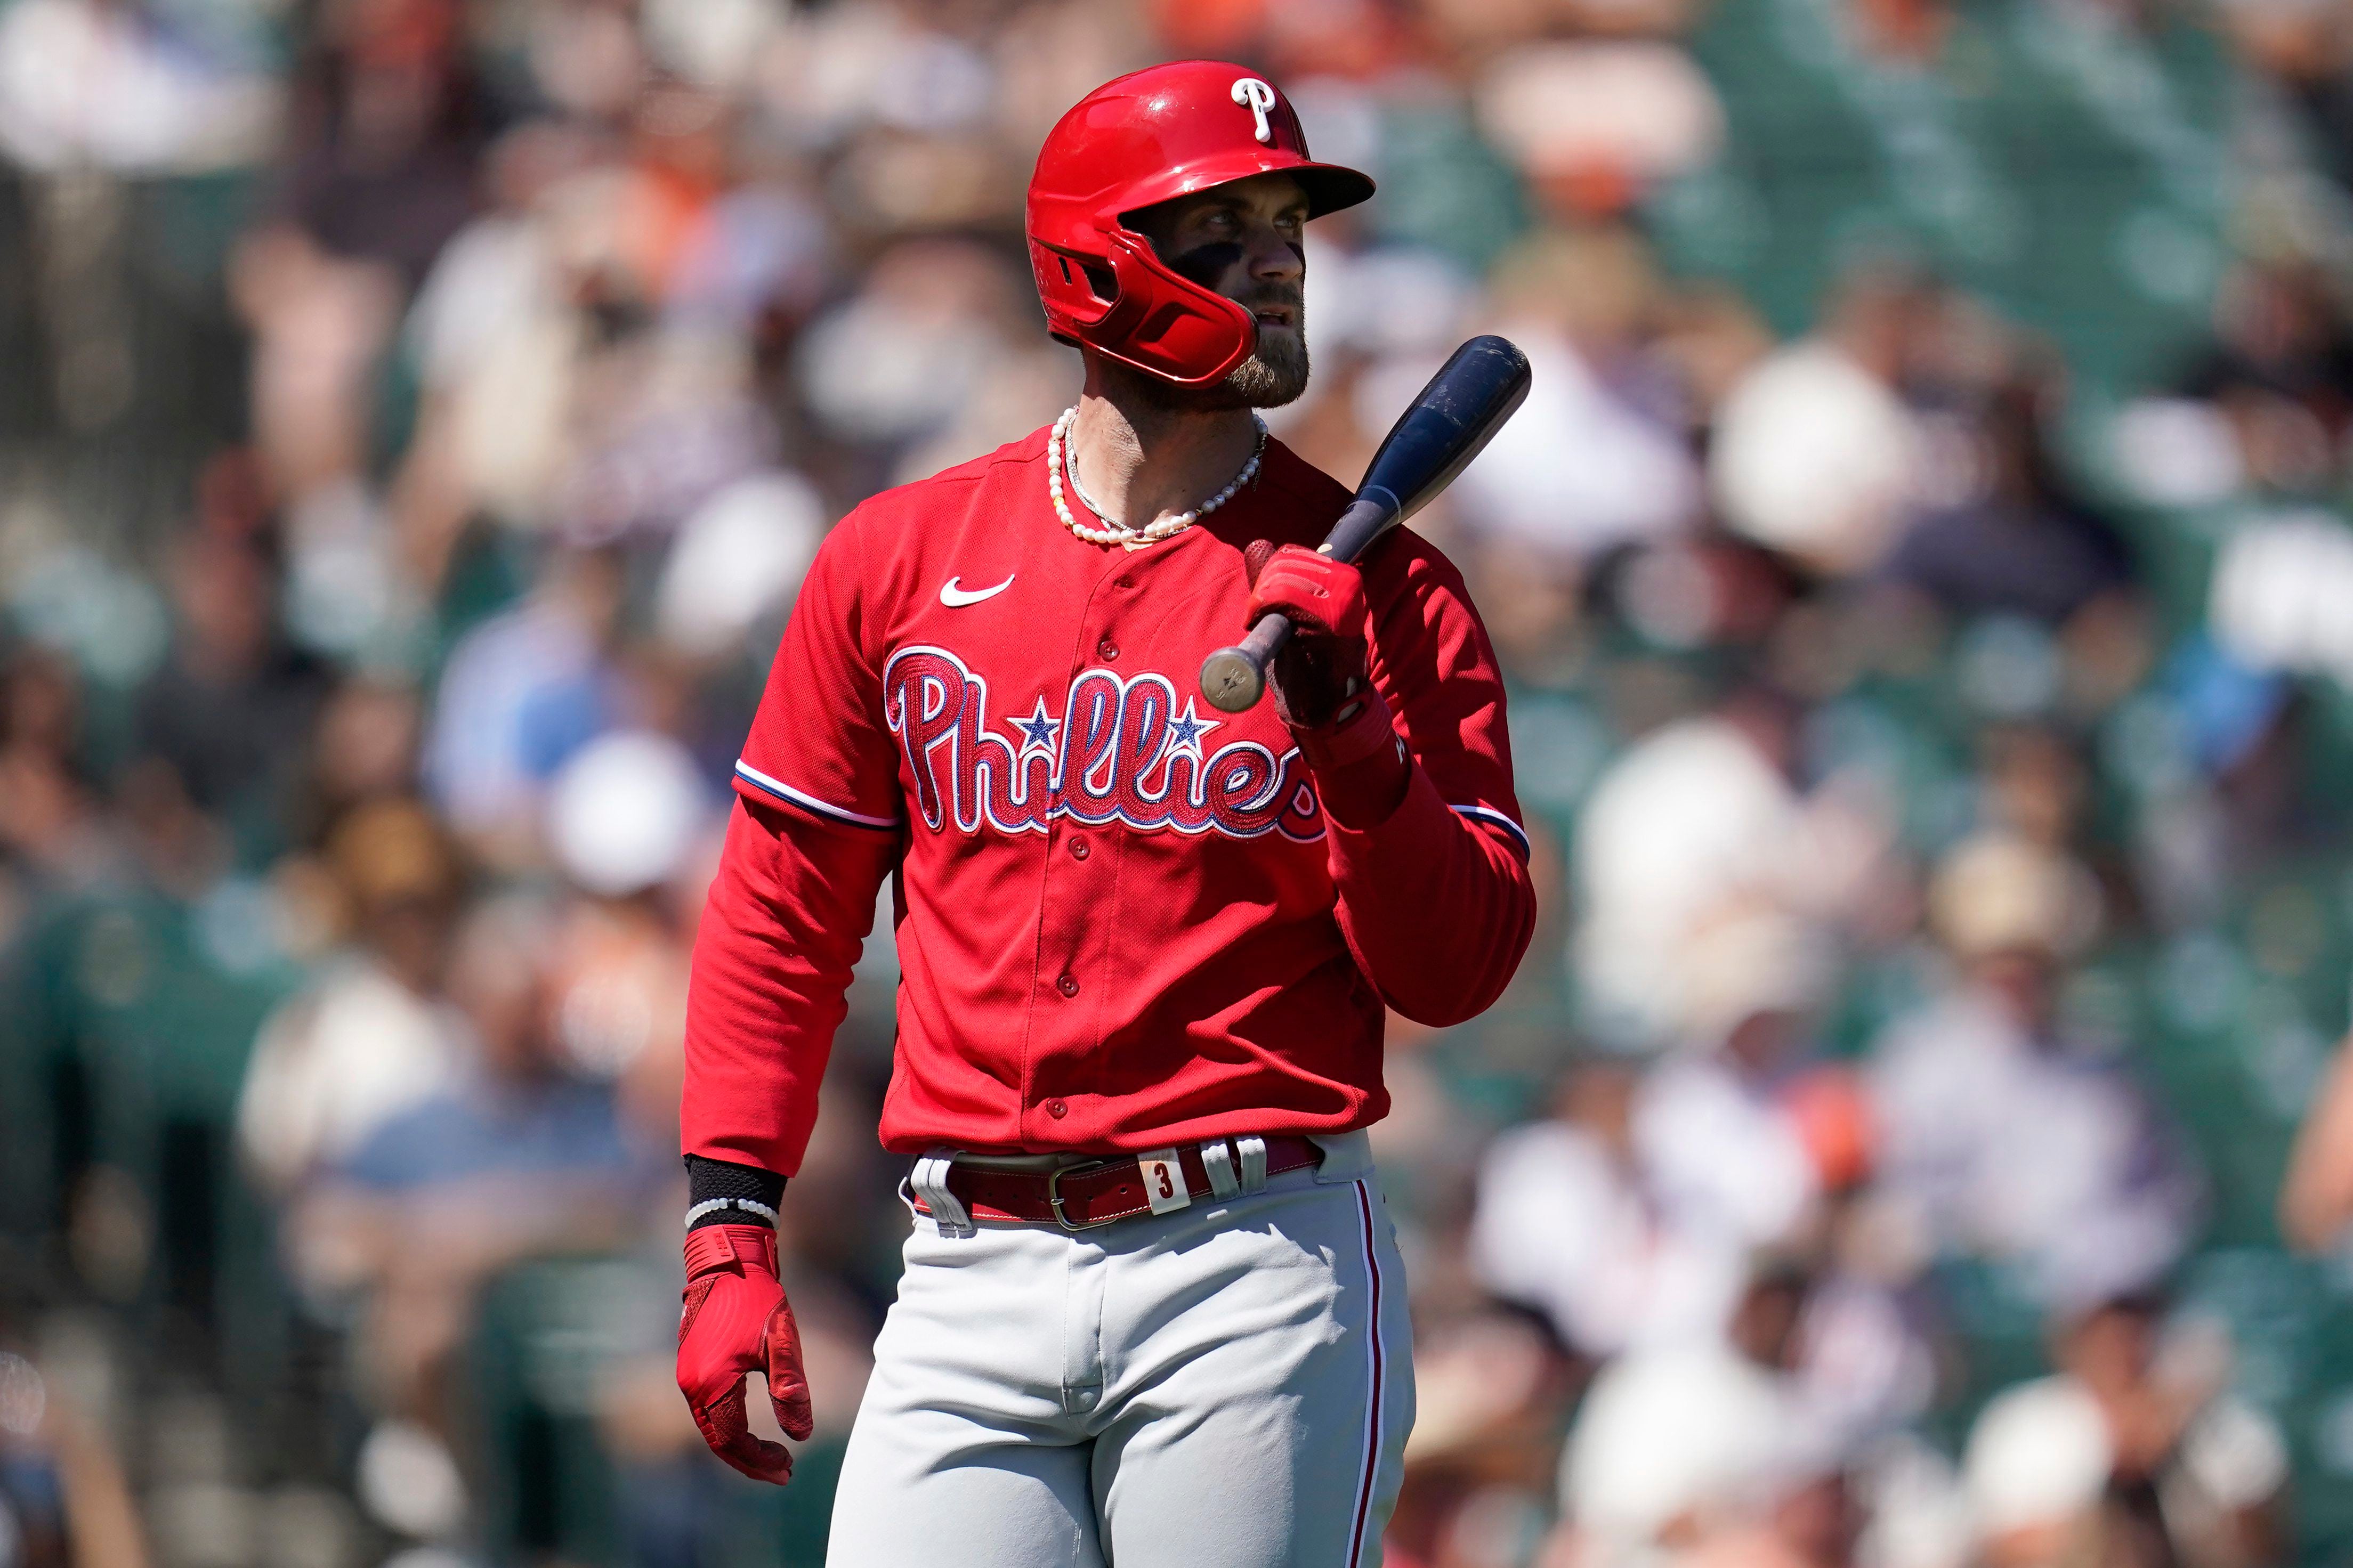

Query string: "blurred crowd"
[[7, 0, 2353, 1565]]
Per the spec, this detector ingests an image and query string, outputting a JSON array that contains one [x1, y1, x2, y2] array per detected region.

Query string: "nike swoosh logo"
[[940, 574, 1015, 607]]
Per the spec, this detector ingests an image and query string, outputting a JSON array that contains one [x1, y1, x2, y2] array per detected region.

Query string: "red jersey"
[[682, 427, 1535, 1174]]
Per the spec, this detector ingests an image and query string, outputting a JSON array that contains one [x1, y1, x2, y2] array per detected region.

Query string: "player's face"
[[1130, 172, 1311, 409]]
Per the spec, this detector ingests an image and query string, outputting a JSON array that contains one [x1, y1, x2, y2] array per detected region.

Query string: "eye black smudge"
[[1166, 241, 1244, 289]]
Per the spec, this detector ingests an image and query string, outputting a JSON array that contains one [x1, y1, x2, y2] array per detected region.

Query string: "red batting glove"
[[1243, 541, 1371, 729], [677, 1223, 812, 1484], [1243, 541, 1410, 828]]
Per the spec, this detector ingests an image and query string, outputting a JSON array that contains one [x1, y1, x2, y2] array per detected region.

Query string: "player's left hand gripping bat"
[[1198, 333, 1532, 714]]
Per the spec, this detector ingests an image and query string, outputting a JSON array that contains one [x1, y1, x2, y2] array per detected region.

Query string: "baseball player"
[[674, 61, 1537, 1565]]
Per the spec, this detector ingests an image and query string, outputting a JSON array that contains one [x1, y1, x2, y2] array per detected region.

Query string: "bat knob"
[[1199, 646, 1265, 713]]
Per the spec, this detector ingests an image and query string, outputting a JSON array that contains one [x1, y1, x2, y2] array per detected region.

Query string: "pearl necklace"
[[1047, 406, 1267, 551]]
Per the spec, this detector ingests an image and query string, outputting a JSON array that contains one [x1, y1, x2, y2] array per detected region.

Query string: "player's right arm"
[[682, 504, 902, 1175], [683, 799, 895, 1174], [676, 507, 902, 1485]]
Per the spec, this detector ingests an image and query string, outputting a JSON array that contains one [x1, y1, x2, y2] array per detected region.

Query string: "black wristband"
[[685, 1154, 786, 1229]]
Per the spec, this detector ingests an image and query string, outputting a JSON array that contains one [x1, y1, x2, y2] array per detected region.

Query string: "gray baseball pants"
[[825, 1130, 1413, 1565]]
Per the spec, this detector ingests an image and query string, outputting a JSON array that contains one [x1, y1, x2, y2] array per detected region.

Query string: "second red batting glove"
[[677, 1223, 812, 1484], [1244, 541, 1410, 828]]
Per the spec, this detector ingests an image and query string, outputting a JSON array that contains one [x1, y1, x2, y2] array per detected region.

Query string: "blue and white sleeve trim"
[[1451, 803, 1531, 861], [734, 759, 902, 832]]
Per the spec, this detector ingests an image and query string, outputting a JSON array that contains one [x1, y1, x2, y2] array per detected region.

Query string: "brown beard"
[[1220, 324, 1309, 408]]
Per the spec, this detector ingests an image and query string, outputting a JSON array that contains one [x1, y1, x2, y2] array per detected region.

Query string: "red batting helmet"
[[1026, 62, 1375, 388]]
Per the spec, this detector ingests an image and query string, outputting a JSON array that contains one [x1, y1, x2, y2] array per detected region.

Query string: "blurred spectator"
[[0, 0, 279, 173], [291, 674, 426, 850], [1474, 909, 1891, 1371], [1976, 723, 2093, 854], [1711, 265, 1930, 577], [0, 647, 113, 891], [553, 327, 782, 550], [2178, 259, 2353, 487], [540, 728, 706, 1088], [1888, 367, 2138, 627], [1474, 44, 1724, 217], [545, 728, 708, 909], [795, 238, 1036, 455], [1681, 1469, 1861, 1568], [423, 546, 626, 860], [286, 893, 655, 1542], [2119, 257, 2353, 510], [391, 118, 599, 576], [229, 220, 402, 511], [292, 891, 649, 1289], [2205, 510, 2353, 688], [322, 888, 648, 1189], [1390, 1304, 1584, 1568], [2213, 2, 2353, 196], [1964, 1295, 2287, 1568], [1871, 834, 2204, 1309], [236, 800, 466, 1198], [1473, 1057, 1741, 1356], [2130, 640, 2307, 930], [1631, 911, 1835, 1259], [649, 473, 826, 661], [279, 0, 487, 291], [1966, 1374, 2117, 1568], [132, 531, 330, 854], [2278, 1028, 2353, 1253], [1553, 1263, 1823, 1567], [1451, 225, 1704, 565], [1572, 687, 1891, 1044], [0, 1333, 150, 1568]]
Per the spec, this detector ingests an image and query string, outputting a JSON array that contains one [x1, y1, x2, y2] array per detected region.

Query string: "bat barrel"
[[1357, 335, 1531, 526]]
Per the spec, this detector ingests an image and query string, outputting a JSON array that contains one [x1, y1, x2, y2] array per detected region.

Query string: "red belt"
[[909, 1136, 1322, 1231]]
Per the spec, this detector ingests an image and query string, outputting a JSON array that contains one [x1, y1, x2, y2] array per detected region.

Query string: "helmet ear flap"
[[1077, 228, 1258, 388], [1030, 225, 1256, 388]]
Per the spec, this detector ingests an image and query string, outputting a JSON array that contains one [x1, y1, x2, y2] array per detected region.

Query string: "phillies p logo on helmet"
[[1231, 78, 1278, 143]]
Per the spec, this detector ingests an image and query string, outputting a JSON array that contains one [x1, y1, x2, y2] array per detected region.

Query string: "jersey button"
[[1115, 575, 1134, 590], [1096, 636, 1119, 661], [1057, 972, 1080, 998], [1068, 838, 1089, 860], [1046, 1099, 1068, 1119]]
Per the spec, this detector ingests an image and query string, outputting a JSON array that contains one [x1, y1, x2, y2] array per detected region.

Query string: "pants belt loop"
[[1236, 1135, 1268, 1194], [910, 1150, 975, 1238], [1200, 1137, 1241, 1199]]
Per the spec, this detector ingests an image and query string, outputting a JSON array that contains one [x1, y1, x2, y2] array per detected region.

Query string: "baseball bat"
[[1198, 334, 1532, 714]]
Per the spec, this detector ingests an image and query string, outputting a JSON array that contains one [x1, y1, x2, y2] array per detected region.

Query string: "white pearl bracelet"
[[684, 1196, 778, 1228]]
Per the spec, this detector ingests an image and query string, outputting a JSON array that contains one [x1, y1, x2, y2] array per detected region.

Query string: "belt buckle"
[[1045, 1157, 1122, 1232]]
